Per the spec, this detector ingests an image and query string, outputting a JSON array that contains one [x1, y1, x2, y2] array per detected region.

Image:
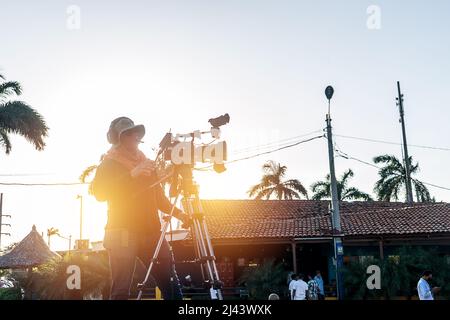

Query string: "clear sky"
[[1, 0, 449, 250]]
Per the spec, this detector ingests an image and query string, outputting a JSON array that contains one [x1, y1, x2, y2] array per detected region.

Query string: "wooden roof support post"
[[379, 239, 384, 260], [291, 241, 297, 274]]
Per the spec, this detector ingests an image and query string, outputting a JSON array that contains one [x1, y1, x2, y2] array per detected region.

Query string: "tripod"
[[136, 181, 223, 300]]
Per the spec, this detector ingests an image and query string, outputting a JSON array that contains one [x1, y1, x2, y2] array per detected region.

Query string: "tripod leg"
[[192, 217, 223, 300], [183, 198, 208, 282], [136, 193, 180, 300], [197, 219, 224, 299], [199, 218, 223, 300], [192, 219, 215, 281], [201, 219, 220, 280], [181, 192, 223, 300]]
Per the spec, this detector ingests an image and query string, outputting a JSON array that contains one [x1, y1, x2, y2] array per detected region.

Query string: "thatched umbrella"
[[0, 225, 61, 298]]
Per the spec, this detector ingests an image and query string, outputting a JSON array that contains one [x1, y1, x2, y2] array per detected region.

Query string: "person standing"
[[288, 274, 298, 300], [307, 274, 319, 300], [314, 270, 325, 300], [292, 273, 308, 300], [417, 270, 440, 300], [92, 117, 189, 300]]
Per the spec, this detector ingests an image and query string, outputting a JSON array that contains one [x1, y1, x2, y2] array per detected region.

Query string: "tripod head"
[[168, 164, 198, 198]]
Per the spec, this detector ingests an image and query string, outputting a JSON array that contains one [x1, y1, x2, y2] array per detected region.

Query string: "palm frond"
[[284, 188, 303, 200], [248, 177, 268, 197], [0, 129, 12, 154], [412, 179, 431, 202], [0, 81, 22, 99], [409, 158, 420, 174], [257, 187, 276, 200], [263, 161, 286, 178], [0, 101, 48, 153], [310, 180, 330, 194], [284, 179, 308, 199], [343, 187, 373, 201], [262, 161, 277, 174], [373, 154, 403, 167], [311, 189, 330, 200], [374, 175, 403, 201], [340, 169, 354, 189], [79, 165, 98, 183], [248, 184, 263, 198]]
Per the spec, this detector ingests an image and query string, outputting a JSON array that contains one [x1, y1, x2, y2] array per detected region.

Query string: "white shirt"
[[292, 279, 308, 300], [289, 280, 297, 299], [417, 278, 433, 300]]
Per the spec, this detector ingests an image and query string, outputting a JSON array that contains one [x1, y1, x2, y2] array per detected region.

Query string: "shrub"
[[238, 259, 287, 300], [343, 246, 450, 300]]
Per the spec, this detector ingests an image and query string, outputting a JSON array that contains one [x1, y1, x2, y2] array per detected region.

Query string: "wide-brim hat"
[[107, 117, 145, 145]]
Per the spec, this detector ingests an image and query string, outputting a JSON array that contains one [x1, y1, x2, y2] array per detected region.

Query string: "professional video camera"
[[156, 113, 230, 196]]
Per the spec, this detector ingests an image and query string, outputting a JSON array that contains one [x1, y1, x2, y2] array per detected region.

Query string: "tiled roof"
[[191, 200, 450, 240], [342, 203, 450, 236]]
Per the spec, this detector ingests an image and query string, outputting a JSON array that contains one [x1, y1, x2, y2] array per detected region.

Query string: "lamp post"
[[76, 195, 83, 241], [325, 85, 344, 300], [58, 233, 72, 255]]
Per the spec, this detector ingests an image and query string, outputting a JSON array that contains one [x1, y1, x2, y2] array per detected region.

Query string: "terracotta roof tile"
[[189, 200, 450, 240]]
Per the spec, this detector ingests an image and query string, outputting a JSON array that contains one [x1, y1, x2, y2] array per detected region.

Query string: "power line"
[[228, 135, 325, 164], [335, 147, 450, 192], [0, 173, 54, 177], [231, 129, 323, 155], [0, 182, 87, 186], [419, 181, 450, 192], [334, 133, 450, 152], [335, 148, 381, 170], [195, 134, 325, 171]]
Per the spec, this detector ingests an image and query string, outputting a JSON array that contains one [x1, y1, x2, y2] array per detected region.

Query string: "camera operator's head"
[[107, 117, 145, 153]]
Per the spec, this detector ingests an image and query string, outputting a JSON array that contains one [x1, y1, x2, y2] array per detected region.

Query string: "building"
[[171, 200, 450, 292]]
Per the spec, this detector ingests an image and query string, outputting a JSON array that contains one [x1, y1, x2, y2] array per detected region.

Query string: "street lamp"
[[57, 233, 72, 255], [324, 85, 344, 300], [325, 85, 334, 116]]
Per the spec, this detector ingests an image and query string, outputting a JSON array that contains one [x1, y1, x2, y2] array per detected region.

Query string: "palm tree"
[[373, 154, 431, 202], [311, 169, 373, 201], [80, 165, 98, 194], [0, 73, 48, 154], [248, 161, 308, 200], [46, 227, 59, 248]]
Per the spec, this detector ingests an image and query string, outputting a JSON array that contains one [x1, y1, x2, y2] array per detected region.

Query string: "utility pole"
[[0, 193, 12, 251], [325, 86, 345, 300], [396, 81, 414, 204]]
